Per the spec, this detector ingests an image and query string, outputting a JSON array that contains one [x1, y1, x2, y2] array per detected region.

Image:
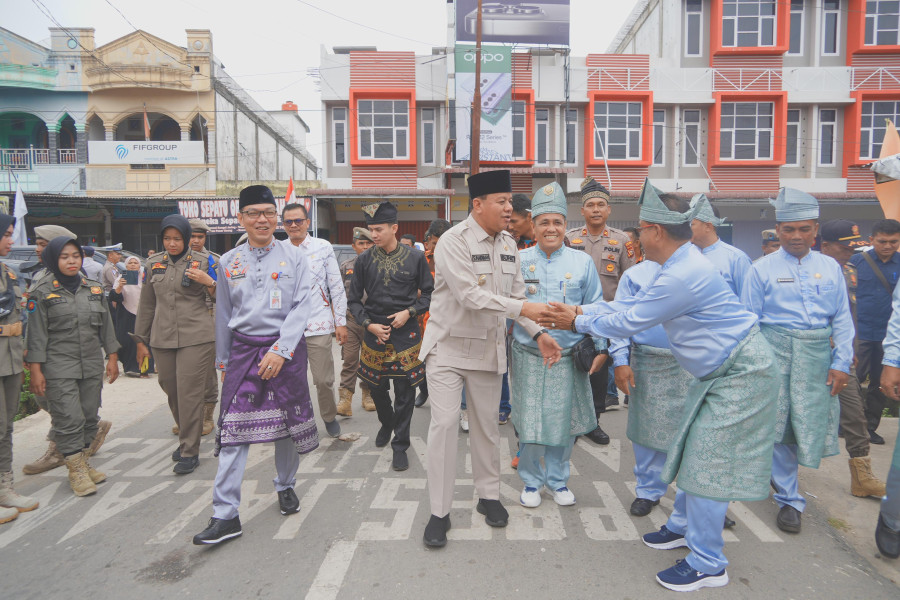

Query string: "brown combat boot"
[[337, 388, 353, 417], [202, 404, 216, 436], [361, 384, 376, 412], [82, 454, 106, 485], [0, 505, 17, 524], [0, 471, 38, 513], [22, 441, 65, 475], [85, 420, 112, 458], [64, 452, 97, 497], [849, 456, 887, 498]]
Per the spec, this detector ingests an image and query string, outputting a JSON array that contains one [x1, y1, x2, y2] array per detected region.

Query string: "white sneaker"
[[459, 409, 469, 432], [520, 486, 541, 508], [550, 486, 576, 506]]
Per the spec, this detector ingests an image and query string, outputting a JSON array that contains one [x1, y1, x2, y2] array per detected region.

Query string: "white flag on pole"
[[12, 182, 27, 246]]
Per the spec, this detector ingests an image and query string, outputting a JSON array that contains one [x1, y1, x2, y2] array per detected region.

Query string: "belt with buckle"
[[0, 322, 23, 337]]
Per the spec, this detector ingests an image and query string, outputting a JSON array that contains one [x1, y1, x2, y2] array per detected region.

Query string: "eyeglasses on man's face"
[[283, 218, 308, 226], [241, 209, 278, 220]]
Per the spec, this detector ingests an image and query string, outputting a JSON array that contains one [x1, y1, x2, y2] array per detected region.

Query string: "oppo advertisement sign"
[[456, 1, 570, 46], [455, 45, 513, 162], [88, 141, 205, 164]]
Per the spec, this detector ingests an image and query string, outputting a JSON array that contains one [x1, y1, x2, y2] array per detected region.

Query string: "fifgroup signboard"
[[88, 141, 205, 165]]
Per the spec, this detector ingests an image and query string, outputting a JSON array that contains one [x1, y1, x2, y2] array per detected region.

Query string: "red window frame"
[[846, 0, 900, 57], [842, 91, 900, 175], [708, 91, 788, 167], [709, 0, 791, 59], [348, 88, 417, 166], [584, 90, 654, 168]]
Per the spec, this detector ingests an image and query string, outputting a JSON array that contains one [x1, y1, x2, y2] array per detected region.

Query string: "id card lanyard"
[[270, 271, 282, 309]]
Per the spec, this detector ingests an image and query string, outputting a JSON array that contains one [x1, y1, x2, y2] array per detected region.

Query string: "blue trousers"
[[666, 489, 730, 574], [517, 437, 576, 491], [633, 442, 669, 501], [882, 425, 900, 531], [212, 437, 300, 520], [771, 443, 806, 512], [461, 371, 510, 414], [606, 364, 617, 396]]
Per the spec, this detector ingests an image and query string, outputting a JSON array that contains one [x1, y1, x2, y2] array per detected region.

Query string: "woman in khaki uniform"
[[26, 237, 119, 497], [134, 215, 216, 475]]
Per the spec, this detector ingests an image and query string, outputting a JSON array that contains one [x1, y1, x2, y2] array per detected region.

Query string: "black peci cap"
[[468, 170, 512, 200]]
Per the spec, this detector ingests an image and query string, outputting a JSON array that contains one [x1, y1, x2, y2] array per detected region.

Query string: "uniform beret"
[[34, 225, 76, 242]]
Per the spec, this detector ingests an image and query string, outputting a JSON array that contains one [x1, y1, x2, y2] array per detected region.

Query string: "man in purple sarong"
[[193, 185, 318, 546]]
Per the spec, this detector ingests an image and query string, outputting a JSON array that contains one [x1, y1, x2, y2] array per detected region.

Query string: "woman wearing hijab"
[[134, 215, 217, 475], [25, 237, 119, 497], [109, 256, 143, 376]]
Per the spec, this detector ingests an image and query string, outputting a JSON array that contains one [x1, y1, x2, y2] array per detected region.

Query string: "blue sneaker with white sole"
[[656, 559, 728, 592], [642, 525, 688, 549]]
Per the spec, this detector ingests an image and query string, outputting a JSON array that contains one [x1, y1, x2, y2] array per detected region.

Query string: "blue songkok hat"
[[531, 182, 568, 219], [638, 178, 697, 225], [690, 194, 726, 226], [770, 187, 819, 222]]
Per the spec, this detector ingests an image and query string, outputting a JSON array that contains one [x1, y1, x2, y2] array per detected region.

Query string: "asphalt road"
[[3, 376, 899, 599]]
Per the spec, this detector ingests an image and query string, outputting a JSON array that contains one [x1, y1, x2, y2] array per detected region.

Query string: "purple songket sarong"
[[215, 331, 319, 456]]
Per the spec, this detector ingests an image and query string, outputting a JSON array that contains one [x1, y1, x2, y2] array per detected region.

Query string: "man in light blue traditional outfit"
[[511, 182, 606, 508], [742, 188, 853, 535], [876, 281, 900, 560], [541, 180, 779, 592], [689, 194, 752, 297], [609, 260, 694, 518]]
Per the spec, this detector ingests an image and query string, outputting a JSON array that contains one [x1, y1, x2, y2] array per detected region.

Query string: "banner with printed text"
[[455, 44, 513, 162], [177, 197, 312, 234]]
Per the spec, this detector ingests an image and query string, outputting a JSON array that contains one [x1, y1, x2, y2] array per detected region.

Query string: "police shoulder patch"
[[25, 299, 36, 313]]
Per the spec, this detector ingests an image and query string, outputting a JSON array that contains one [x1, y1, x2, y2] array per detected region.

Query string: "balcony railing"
[[0, 148, 79, 170]]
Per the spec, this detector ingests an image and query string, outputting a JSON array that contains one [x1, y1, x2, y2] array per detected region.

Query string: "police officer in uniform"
[[22, 225, 112, 475], [134, 215, 217, 475], [565, 177, 636, 444], [338, 227, 375, 414], [421, 169, 561, 548]]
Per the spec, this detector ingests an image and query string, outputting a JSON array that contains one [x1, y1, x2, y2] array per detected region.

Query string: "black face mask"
[[43, 237, 84, 294]]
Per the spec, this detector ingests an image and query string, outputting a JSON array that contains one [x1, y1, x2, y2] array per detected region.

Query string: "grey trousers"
[[212, 437, 300, 520], [306, 334, 337, 423], [45, 375, 103, 456], [154, 343, 215, 459], [839, 367, 871, 458], [32, 392, 56, 443], [0, 373, 22, 471]]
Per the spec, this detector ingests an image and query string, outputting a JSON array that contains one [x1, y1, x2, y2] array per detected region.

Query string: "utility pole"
[[470, 0, 483, 196]]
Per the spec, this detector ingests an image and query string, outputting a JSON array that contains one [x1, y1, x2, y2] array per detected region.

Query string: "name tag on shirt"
[[777, 278, 795, 283], [500, 254, 516, 263], [471, 254, 490, 262]]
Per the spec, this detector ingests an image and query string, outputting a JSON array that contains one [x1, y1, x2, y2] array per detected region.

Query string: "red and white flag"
[[285, 177, 297, 204]]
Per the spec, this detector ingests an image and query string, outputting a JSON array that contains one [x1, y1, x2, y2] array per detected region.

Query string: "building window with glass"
[[788, 0, 803, 55], [860, 101, 900, 159], [819, 108, 837, 166], [333, 107, 347, 165], [822, 0, 841, 54], [866, 0, 900, 46], [719, 102, 774, 160], [593, 101, 642, 160], [683, 109, 701, 166], [564, 108, 578, 164], [685, 0, 703, 56], [357, 99, 409, 160], [653, 109, 666, 165], [785, 108, 801, 166], [512, 100, 527, 161], [536, 108, 550, 165], [421, 108, 435, 165], [722, 0, 777, 48]]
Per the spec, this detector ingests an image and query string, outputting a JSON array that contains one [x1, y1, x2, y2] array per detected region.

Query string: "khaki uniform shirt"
[[0, 264, 24, 377], [100, 261, 119, 294], [419, 214, 541, 373], [134, 250, 216, 349], [565, 225, 636, 302], [25, 276, 119, 379]]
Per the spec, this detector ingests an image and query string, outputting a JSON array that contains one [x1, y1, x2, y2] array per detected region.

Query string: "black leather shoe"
[[869, 429, 886, 445], [423, 514, 451, 548], [278, 488, 300, 515], [476, 498, 509, 527], [193, 516, 242, 545], [415, 390, 428, 408], [392, 450, 409, 472], [375, 426, 391, 448], [724, 516, 736, 529], [776, 505, 802, 533], [605, 395, 620, 410], [584, 426, 610, 445], [630, 497, 659, 517], [876, 514, 900, 559], [171, 448, 181, 462], [173, 456, 199, 475]]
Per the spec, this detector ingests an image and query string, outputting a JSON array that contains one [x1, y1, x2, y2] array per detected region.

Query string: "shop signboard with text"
[[88, 141, 205, 164], [455, 45, 513, 162], [177, 196, 312, 234]]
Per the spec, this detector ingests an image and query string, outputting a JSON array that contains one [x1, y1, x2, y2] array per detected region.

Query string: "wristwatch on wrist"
[[570, 319, 578, 333], [407, 307, 417, 317], [532, 328, 548, 341], [362, 319, 372, 329]]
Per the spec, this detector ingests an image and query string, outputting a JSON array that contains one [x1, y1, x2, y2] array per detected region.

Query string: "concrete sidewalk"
[[10, 367, 900, 587]]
